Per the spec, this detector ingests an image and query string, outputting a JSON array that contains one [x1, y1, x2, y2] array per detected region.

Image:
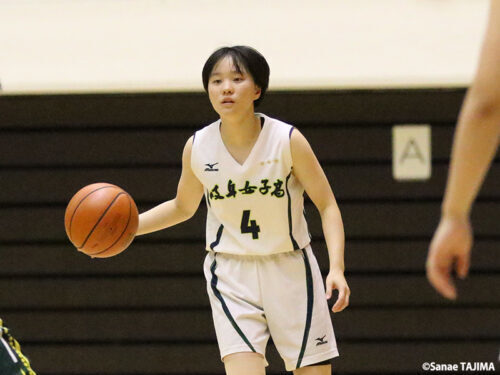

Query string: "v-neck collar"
[[218, 114, 266, 167]]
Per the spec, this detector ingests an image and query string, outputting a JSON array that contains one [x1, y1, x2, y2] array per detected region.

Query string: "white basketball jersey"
[[191, 114, 311, 256]]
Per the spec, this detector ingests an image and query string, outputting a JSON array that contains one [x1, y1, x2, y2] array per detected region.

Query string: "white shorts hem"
[[220, 345, 267, 362]]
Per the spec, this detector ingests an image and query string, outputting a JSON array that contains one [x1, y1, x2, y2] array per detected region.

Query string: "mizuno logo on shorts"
[[315, 335, 328, 346]]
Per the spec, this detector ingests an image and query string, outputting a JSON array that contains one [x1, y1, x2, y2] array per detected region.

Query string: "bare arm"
[[136, 136, 204, 236], [290, 129, 349, 313], [426, 0, 500, 299], [443, 0, 500, 218]]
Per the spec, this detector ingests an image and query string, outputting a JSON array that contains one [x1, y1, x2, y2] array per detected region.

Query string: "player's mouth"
[[221, 98, 235, 105]]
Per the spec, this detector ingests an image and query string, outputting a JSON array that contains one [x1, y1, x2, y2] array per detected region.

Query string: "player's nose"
[[222, 79, 233, 94]]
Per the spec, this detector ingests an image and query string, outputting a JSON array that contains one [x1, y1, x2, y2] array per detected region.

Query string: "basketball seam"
[[87, 194, 133, 256], [77, 192, 126, 250], [68, 185, 115, 243]]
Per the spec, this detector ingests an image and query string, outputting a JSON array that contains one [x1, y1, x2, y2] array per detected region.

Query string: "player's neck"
[[219, 111, 260, 147]]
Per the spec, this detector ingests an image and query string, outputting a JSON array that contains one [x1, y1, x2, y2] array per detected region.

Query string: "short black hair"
[[202, 46, 270, 107]]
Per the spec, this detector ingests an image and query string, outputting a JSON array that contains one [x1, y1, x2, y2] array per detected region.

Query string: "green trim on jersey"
[[285, 172, 300, 250], [210, 224, 224, 250]]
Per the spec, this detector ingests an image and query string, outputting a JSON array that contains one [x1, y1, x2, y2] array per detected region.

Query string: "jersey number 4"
[[240, 210, 260, 239]]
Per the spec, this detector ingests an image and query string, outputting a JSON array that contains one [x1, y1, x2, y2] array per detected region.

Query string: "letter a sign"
[[392, 125, 431, 180]]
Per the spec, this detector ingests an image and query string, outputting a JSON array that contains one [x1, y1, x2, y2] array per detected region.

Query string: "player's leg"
[[203, 252, 270, 372], [224, 352, 266, 375], [293, 361, 331, 375], [261, 246, 338, 372]]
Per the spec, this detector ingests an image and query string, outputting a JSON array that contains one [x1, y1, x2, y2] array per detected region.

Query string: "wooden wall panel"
[[0, 127, 464, 166], [1, 276, 497, 310], [0, 202, 497, 243], [0, 240, 498, 276], [1, 89, 498, 375], [1, 164, 499, 204], [2, 308, 499, 342], [16, 342, 500, 374], [0, 89, 464, 128]]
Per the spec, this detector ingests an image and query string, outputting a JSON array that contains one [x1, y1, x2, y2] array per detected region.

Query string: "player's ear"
[[254, 85, 262, 100]]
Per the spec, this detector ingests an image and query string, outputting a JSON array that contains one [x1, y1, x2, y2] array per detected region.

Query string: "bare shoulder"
[[182, 135, 195, 159], [290, 127, 313, 159], [179, 135, 203, 190], [185, 135, 195, 149]]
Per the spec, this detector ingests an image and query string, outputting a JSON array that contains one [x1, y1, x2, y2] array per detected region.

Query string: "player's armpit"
[[174, 136, 205, 218], [289, 129, 336, 212]]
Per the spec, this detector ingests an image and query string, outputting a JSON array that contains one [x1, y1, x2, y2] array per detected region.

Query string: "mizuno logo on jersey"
[[205, 162, 219, 172]]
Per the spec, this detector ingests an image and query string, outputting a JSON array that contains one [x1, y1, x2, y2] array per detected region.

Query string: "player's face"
[[208, 56, 261, 117]]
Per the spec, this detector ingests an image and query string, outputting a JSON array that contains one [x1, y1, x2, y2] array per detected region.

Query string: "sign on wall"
[[392, 125, 431, 181]]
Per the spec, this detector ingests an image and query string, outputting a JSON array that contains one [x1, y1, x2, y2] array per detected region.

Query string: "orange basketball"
[[64, 183, 139, 258]]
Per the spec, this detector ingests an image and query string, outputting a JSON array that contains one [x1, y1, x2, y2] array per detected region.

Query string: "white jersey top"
[[191, 113, 311, 256]]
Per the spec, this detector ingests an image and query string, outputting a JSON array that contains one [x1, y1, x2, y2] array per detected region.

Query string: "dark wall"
[[0, 89, 498, 374]]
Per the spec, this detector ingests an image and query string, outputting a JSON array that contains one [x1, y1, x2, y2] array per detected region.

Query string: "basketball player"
[[0, 319, 37, 374], [137, 46, 349, 374], [426, 0, 500, 300]]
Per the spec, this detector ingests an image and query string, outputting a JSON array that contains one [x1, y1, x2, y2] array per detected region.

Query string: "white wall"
[[0, 0, 490, 94]]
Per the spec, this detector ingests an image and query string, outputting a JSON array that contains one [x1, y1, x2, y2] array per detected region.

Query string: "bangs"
[[202, 47, 249, 90], [213, 50, 248, 76]]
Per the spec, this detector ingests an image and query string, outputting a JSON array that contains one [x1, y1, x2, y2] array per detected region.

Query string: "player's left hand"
[[325, 269, 350, 313], [426, 216, 473, 300]]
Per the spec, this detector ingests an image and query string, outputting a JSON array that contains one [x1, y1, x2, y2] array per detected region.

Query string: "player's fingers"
[[426, 264, 456, 300], [336, 287, 350, 312], [331, 290, 344, 312], [325, 280, 334, 300], [455, 253, 470, 280], [332, 287, 349, 313], [332, 296, 347, 313]]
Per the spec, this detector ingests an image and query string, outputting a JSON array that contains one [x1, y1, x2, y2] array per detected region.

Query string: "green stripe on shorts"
[[210, 256, 256, 353]]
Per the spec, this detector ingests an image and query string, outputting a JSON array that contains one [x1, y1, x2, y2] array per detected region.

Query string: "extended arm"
[[136, 136, 204, 236], [426, 0, 500, 299], [442, 0, 500, 219], [290, 129, 349, 313]]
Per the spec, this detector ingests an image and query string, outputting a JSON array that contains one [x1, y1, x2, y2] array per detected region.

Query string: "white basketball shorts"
[[203, 245, 339, 371]]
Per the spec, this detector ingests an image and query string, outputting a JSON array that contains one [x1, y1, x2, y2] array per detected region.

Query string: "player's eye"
[[212, 79, 222, 84]]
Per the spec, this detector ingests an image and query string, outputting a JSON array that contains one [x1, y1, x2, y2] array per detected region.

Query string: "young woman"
[[137, 46, 350, 375]]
